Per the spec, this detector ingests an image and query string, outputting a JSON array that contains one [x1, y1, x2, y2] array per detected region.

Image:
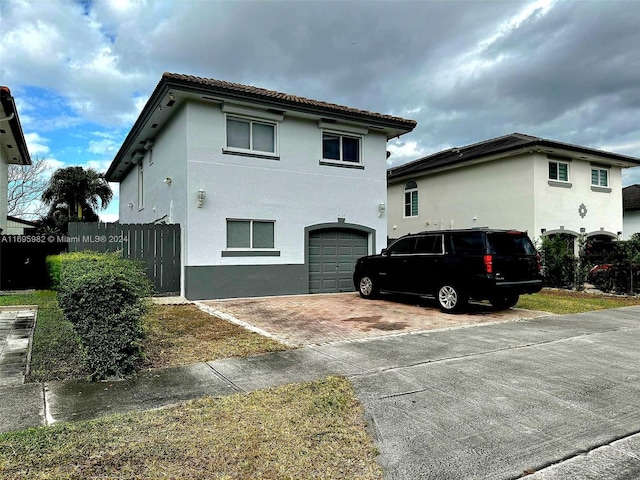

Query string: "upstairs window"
[[322, 132, 361, 164], [404, 180, 418, 217], [591, 167, 609, 187], [549, 161, 569, 182], [226, 117, 276, 154]]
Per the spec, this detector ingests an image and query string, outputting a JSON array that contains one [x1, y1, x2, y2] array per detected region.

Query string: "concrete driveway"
[[198, 292, 548, 346]]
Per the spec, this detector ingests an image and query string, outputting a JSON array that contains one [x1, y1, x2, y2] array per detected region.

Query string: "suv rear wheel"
[[358, 274, 379, 299], [489, 294, 519, 310], [437, 284, 468, 312]]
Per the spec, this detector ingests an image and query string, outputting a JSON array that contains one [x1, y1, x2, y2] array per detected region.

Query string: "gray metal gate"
[[308, 228, 368, 293], [68, 222, 181, 294]]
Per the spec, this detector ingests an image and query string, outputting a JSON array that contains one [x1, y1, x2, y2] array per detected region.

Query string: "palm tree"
[[41, 166, 113, 232]]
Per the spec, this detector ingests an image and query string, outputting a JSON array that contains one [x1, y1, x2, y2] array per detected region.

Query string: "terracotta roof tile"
[[163, 72, 417, 128]]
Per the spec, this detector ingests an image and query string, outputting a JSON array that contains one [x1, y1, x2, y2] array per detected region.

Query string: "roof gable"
[[388, 133, 640, 182]]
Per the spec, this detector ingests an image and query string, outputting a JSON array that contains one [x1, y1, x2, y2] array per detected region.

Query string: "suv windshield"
[[487, 232, 536, 255]]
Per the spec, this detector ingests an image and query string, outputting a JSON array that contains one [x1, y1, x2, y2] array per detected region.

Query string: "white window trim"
[[225, 219, 277, 251], [591, 167, 609, 187], [404, 181, 418, 218], [320, 129, 364, 167], [224, 114, 279, 158], [548, 160, 570, 183]]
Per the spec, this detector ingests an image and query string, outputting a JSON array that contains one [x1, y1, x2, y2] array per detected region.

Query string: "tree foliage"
[[41, 166, 113, 233]]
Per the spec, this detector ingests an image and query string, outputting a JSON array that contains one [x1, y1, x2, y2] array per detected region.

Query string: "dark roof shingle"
[[388, 133, 640, 181], [623, 185, 640, 210]]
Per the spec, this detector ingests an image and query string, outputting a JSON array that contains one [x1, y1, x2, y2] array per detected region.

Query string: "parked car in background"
[[353, 228, 542, 312]]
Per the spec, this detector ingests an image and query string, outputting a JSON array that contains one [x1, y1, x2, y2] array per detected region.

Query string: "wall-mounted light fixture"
[[164, 177, 172, 185], [128, 202, 134, 209], [378, 202, 386, 217], [540, 228, 546, 235], [196, 189, 206, 208]]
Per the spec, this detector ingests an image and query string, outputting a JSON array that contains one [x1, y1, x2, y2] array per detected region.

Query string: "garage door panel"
[[322, 246, 337, 255], [309, 228, 369, 294]]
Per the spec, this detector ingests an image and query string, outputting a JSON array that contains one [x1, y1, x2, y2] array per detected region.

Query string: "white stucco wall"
[[184, 100, 388, 266], [388, 155, 536, 239], [532, 153, 623, 239], [623, 211, 640, 239], [118, 99, 389, 267], [389, 152, 625, 245], [119, 104, 188, 225]]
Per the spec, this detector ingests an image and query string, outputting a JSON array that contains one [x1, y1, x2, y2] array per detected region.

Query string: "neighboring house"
[[5, 215, 38, 235], [106, 73, 416, 300], [387, 133, 640, 252], [622, 184, 640, 240], [0, 86, 31, 234]]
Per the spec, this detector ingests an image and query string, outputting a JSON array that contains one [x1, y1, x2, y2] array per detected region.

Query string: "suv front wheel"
[[437, 284, 468, 312], [358, 274, 379, 299]]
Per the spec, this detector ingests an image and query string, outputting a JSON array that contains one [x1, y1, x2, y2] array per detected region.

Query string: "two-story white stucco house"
[[107, 73, 416, 300], [387, 133, 640, 251], [1, 86, 32, 234]]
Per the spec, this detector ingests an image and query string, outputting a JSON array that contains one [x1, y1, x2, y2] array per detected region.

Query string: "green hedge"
[[46, 255, 62, 290], [57, 251, 151, 380]]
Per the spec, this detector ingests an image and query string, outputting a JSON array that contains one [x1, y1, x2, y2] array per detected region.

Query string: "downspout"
[[0, 113, 15, 122]]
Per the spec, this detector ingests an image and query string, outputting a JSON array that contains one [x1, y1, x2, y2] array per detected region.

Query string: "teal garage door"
[[309, 229, 368, 293]]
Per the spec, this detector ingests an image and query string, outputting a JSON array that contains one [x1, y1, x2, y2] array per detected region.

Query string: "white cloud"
[[85, 159, 114, 173], [24, 132, 50, 157], [387, 140, 428, 168]]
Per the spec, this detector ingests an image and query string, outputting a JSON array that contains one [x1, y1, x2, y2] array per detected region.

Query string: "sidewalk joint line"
[[512, 429, 640, 479], [205, 363, 247, 393]]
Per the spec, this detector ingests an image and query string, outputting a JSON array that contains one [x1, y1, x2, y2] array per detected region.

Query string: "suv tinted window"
[[388, 237, 415, 255], [415, 235, 443, 254], [487, 232, 536, 255], [450, 232, 484, 255]]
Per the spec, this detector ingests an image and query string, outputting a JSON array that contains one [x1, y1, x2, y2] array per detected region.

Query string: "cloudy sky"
[[2, 0, 640, 221]]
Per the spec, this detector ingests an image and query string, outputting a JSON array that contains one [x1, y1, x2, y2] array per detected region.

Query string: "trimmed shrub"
[[45, 255, 63, 290], [57, 251, 151, 380], [540, 235, 581, 289]]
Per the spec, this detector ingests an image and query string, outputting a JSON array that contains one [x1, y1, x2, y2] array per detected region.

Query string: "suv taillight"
[[484, 254, 493, 274], [536, 253, 541, 272]]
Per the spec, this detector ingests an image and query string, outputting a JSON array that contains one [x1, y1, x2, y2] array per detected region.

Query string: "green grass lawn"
[[516, 288, 640, 314], [0, 376, 382, 480]]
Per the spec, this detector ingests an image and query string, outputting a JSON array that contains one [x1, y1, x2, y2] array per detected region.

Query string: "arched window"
[[404, 181, 418, 217]]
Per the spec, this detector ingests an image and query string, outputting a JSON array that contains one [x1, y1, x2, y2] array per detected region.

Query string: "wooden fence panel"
[[68, 222, 181, 294]]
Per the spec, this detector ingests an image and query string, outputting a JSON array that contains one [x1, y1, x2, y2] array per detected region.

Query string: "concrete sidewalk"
[[0, 306, 37, 387], [2, 307, 640, 479]]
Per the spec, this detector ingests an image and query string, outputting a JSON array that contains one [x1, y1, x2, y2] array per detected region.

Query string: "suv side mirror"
[[381, 248, 388, 256]]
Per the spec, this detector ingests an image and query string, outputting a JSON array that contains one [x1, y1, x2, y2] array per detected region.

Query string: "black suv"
[[353, 228, 542, 312]]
